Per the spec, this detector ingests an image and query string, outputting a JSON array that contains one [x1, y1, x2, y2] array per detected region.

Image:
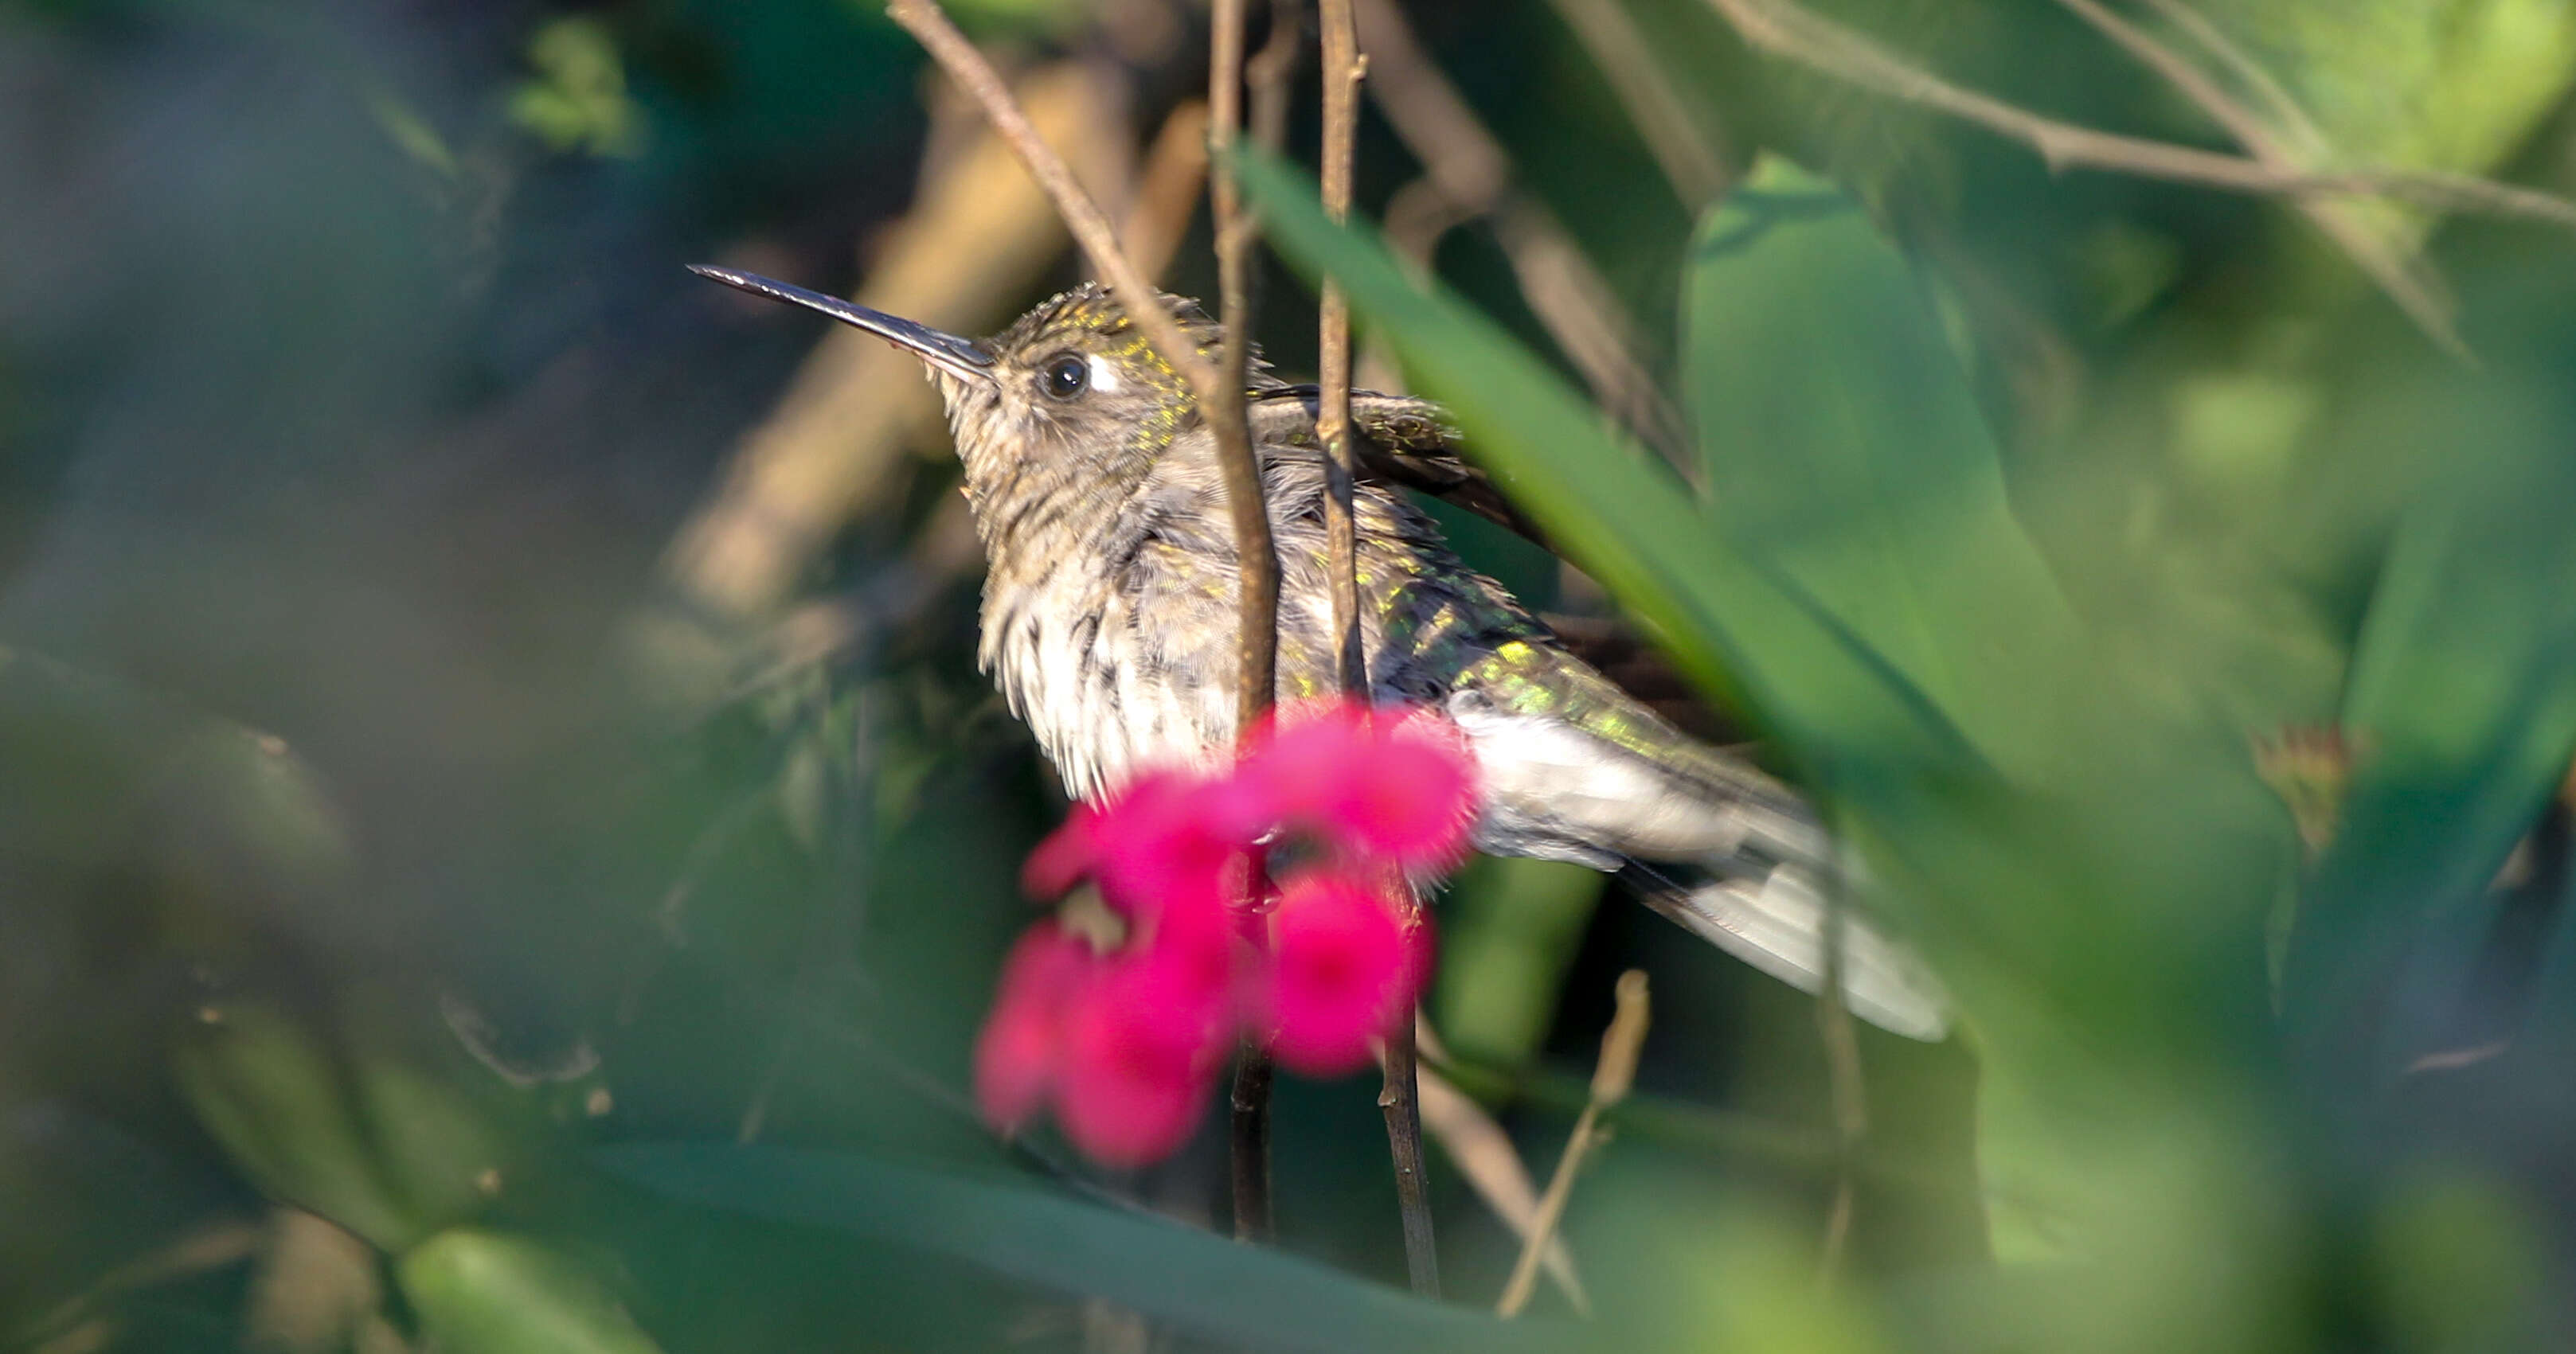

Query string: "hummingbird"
[[690, 265, 1948, 1040]]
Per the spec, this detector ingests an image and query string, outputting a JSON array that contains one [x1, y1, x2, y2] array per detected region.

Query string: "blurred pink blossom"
[[972, 699, 1476, 1167], [1265, 868, 1434, 1075], [1221, 701, 1479, 868]]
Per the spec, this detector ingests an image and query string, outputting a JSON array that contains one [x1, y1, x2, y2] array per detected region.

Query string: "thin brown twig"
[[1351, 0, 1690, 464], [1498, 970, 1650, 1318], [1541, 0, 1730, 207], [1194, 0, 1283, 736], [1699, 0, 2576, 229], [1206, 0, 1288, 1247], [1317, 0, 1366, 699], [1316, 0, 1436, 1294], [1379, 1002, 1442, 1297], [2048, 0, 2462, 354]]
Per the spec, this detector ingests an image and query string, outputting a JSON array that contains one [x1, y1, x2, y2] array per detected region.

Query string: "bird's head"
[[691, 267, 1239, 505]]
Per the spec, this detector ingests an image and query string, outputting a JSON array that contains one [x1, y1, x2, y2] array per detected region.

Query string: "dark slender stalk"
[[1378, 1013, 1441, 1297], [1210, 0, 1282, 739], [1229, 1048, 1278, 1241]]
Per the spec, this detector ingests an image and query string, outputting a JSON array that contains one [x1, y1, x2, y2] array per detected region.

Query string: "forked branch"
[[1700, 0, 2576, 229]]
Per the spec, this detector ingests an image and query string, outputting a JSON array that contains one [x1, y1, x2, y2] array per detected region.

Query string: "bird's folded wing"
[[1247, 385, 1549, 547]]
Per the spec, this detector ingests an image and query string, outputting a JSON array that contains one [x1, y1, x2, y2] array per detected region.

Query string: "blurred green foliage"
[[4, 0, 2575, 1350]]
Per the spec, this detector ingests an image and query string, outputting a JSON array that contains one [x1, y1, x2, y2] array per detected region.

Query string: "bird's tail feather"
[[1623, 860, 1953, 1042]]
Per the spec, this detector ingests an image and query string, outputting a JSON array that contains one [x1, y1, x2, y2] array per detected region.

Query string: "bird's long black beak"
[[688, 264, 995, 384]]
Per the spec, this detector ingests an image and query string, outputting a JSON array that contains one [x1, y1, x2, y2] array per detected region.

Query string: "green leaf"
[[597, 1144, 1573, 1354], [1683, 161, 2082, 775]]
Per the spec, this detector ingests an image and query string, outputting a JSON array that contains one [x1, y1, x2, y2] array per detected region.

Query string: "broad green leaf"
[[1684, 159, 2082, 775], [597, 1144, 1573, 1354]]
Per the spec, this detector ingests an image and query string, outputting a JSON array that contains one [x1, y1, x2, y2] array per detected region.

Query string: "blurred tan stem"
[[1249, 0, 1304, 154], [1540, 0, 1730, 207], [661, 64, 1124, 624], [1351, 0, 1687, 463], [1417, 1025, 1589, 1312], [1498, 970, 1649, 1317], [1122, 100, 1210, 283]]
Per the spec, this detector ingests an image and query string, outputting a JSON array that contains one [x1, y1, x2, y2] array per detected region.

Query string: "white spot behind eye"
[[1085, 354, 1124, 395]]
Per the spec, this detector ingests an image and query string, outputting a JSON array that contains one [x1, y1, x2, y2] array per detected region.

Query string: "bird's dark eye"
[[1041, 353, 1089, 400]]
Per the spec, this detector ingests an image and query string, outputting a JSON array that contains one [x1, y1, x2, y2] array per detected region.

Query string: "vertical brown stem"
[[1316, 0, 1436, 1296], [1203, 2, 1278, 738], [1316, 0, 1366, 699], [1229, 1048, 1277, 1241], [1378, 1008, 1441, 1297], [1210, 0, 1285, 1245]]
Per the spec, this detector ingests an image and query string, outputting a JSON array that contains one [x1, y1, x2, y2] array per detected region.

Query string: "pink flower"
[[972, 923, 1100, 1133], [1024, 770, 1250, 925], [1263, 869, 1432, 1075], [1230, 704, 1479, 868], [1056, 954, 1232, 1167], [976, 698, 1478, 1169]]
